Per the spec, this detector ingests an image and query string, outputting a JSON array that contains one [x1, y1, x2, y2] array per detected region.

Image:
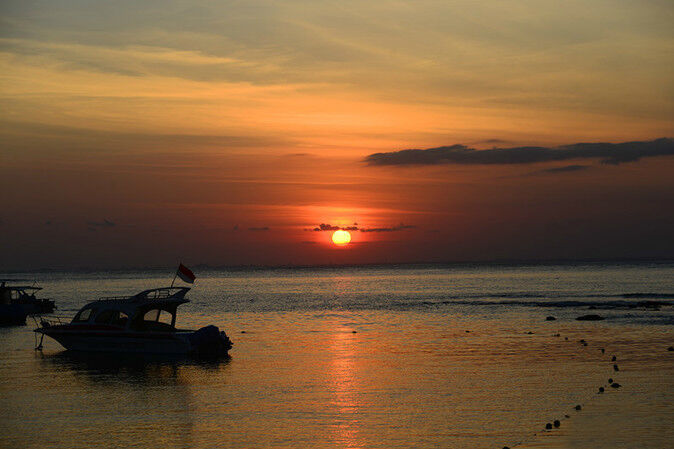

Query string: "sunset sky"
[[1, 0, 673, 269]]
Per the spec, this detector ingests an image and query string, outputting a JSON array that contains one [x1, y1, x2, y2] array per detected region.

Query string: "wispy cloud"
[[537, 164, 589, 174], [309, 223, 415, 232], [364, 138, 674, 167], [359, 224, 416, 233]]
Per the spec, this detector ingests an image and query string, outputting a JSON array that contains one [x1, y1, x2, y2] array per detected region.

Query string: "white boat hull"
[[49, 332, 193, 354]]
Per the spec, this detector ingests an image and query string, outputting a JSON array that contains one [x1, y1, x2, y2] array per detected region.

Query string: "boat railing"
[[31, 315, 68, 328], [98, 287, 190, 302]]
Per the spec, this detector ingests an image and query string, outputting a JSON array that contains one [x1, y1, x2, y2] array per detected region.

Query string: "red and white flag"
[[176, 263, 196, 284]]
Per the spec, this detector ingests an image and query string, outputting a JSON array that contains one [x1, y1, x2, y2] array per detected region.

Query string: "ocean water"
[[1, 263, 673, 449]]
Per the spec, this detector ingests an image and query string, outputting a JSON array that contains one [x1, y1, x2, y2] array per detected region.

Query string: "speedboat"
[[35, 287, 232, 356], [0, 282, 56, 326]]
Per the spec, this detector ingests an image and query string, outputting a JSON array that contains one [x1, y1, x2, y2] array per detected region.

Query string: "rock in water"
[[546, 316, 556, 321], [668, 346, 673, 352], [576, 314, 605, 321], [613, 364, 619, 371], [608, 378, 613, 383], [554, 420, 560, 428], [612, 355, 617, 361], [611, 382, 621, 388], [575, 405, 582, 410], [546, 423, 552, 430], [598, 387, 605, 393]]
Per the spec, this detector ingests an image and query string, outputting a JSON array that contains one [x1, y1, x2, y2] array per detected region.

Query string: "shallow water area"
[[1, 263, 673, 448]]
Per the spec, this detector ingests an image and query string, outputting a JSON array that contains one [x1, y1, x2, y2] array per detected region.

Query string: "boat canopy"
[[71, 287, 190, 326]]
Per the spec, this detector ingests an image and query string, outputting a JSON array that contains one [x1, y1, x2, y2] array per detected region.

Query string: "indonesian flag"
[[176, 263, 196, 284]]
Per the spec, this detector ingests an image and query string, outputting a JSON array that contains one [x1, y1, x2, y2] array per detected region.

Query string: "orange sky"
[[1, 1, 673, 269]]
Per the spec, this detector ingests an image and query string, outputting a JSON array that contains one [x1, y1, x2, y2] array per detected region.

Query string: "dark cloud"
[[477, 138, 511, 145], [359, 224, 416, 233], [364, 138, 674, 167], [87, 219, 115, 228], [310, 223, 417, 232], [248, 226, 270, 231], [313, 223, 342, 231]]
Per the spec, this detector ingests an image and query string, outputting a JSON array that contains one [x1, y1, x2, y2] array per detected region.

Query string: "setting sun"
[[331, 230, 351, 246]]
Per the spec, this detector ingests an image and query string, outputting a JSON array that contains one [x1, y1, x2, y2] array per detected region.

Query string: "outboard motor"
[[188, 325, 233, 356]]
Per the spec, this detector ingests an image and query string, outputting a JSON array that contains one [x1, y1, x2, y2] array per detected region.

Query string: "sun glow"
[[331, 230, 351, 246]]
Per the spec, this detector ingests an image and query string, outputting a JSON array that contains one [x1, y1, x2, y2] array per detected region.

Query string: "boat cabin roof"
[[77, 287, 190, 316]]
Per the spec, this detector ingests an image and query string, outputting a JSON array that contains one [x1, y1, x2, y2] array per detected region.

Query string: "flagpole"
[[170, 268, 178, 288]]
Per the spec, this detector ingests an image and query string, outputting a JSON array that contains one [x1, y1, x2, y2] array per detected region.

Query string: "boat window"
[[73, 307, 95, 323], [93, 310, 129, 327], [94, 309, 117, 324], [157, 310, 173, 325], [142, 309, 173, 325], [144, 309, 160, 322], [132, 308, 175, 332], [114, 312, 129, 327]]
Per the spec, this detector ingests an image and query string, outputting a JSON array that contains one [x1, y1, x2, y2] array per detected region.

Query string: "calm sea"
[[1, 263, 673, 449]]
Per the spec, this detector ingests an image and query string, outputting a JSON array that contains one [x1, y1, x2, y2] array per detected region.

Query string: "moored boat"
[[0, 282, 56, 326], [35, 286, 232, 356]]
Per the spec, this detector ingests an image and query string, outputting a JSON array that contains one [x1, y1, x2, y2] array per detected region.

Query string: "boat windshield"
[[72, 307, 96, 323]]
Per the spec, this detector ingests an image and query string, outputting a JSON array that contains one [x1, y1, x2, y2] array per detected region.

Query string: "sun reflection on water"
[[329, 327, 363, 449]]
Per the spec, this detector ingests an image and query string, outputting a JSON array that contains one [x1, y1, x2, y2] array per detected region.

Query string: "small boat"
[[35, 286, 232, 356], [0, 282, 56, 326]]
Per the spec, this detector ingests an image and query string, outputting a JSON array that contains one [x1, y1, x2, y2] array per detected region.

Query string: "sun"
[[331, 230, 351, 246]]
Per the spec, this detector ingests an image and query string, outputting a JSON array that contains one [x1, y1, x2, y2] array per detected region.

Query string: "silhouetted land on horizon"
[[3, 257, 673, 274]]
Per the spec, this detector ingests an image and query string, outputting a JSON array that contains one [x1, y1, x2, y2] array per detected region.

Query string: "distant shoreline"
[[2, 257, 673, 274]]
